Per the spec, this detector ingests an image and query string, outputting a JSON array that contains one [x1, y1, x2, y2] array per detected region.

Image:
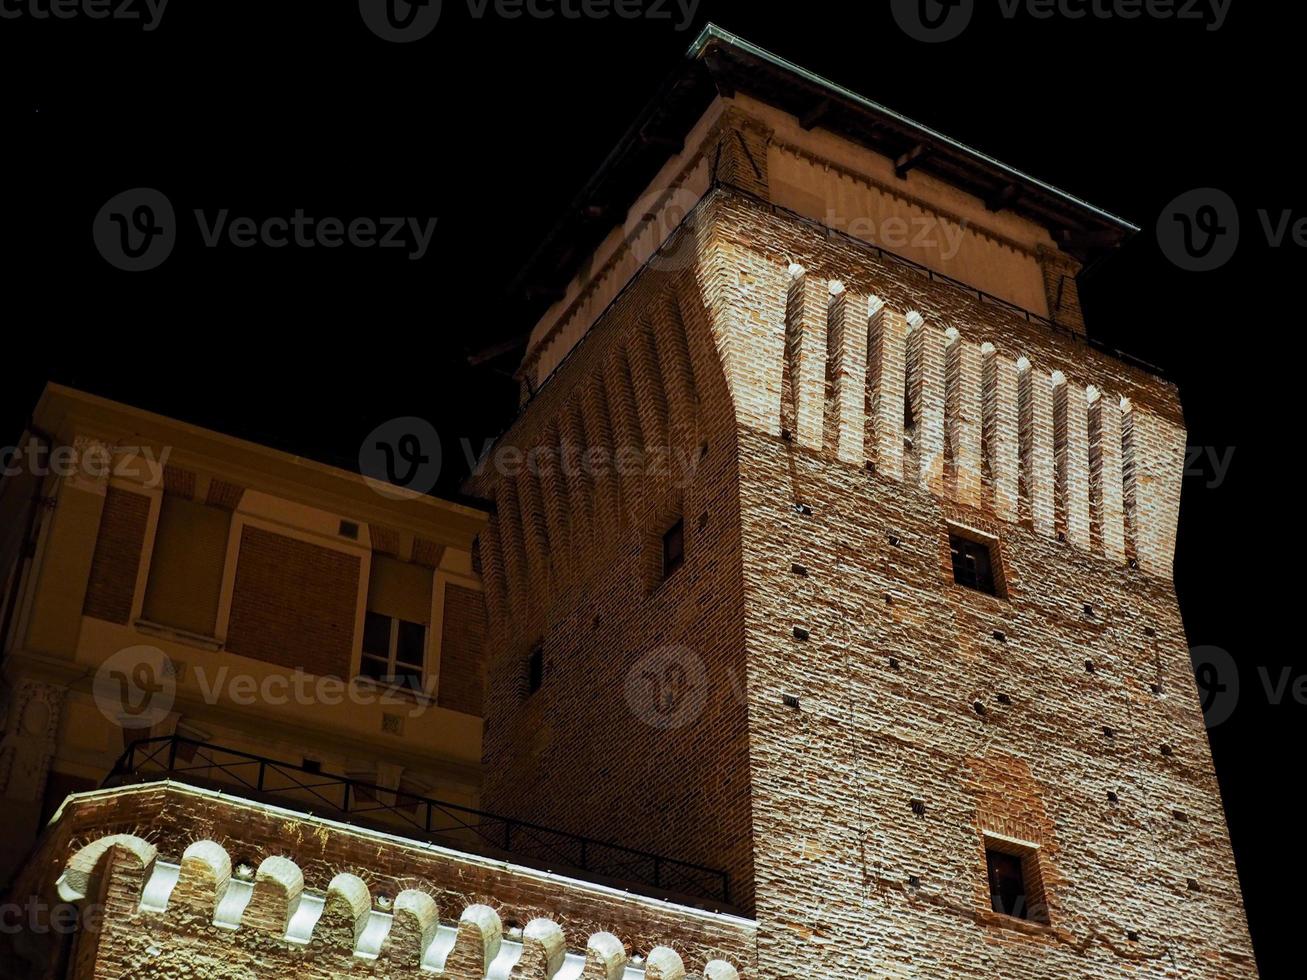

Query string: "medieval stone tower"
[[466, 26, 1258, 980]]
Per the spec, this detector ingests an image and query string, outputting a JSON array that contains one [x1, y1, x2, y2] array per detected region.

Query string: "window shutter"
[[367, 555, 433, 625], [141, 496, 231, 635]]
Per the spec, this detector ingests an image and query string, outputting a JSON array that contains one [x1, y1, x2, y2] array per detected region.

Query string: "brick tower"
[[467, 25, 1258, 979]]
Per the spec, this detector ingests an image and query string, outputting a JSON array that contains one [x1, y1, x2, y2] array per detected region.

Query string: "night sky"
[[2, 2, 1296, 974]]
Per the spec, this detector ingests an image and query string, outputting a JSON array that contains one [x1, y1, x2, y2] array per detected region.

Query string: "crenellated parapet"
[[7, 783, 754, 980]]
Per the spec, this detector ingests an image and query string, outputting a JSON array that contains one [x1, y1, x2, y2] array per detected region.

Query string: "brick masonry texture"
[[225, 526, 360, 677], [439, 583, 487, 716], [81, 487, 149, 625], [467, 174, 1258, 978], [8, 784, 754, 978]]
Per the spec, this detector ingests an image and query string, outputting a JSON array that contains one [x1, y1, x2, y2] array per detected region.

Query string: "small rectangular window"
[[986, 848, 1028, 919], [526, 645, 544, 695], [950, 533, 998, 596], [662, 519, 685, 580], [359, 609, 426, 686]]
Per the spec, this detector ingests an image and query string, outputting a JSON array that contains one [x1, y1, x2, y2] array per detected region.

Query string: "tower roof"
[[503, 24, 1137, 355]]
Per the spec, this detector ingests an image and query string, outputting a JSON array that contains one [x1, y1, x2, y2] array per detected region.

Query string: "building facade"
[[0, 26, 1256, 980]]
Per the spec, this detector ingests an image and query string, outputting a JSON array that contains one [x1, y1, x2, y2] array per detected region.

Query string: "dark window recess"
[[662, 519, 685, 580], [360, 610, 426, 685], [987, 849, 1029, 920], [950, 534, 998, 596], [360, 611, 393, 681], [526, 645, 544, 695]]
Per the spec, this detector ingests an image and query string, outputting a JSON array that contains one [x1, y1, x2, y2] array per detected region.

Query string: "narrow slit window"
[[526, 644, 544, 696], [662, 518, 685, 580]]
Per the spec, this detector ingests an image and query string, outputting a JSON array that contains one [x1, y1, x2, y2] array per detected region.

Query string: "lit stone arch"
[[512, 917, 565, 978], [444, 903, 502, 977], [385, 889, 439, 964], [704, 961, 741, 980], [645, 946, 686, 980], [314, 872, 372, 950], [583, 931, 627, 979], [170, 840, 231, 913], [56, 834, 157, 903], [243, 856, 304, 934]]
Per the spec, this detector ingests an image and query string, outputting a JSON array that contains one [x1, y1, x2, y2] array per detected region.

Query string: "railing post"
[[722, 872, 731, 906], [504, 821, 512, 852], [166, 736, 178, 773], [257, 760, 266, 792]]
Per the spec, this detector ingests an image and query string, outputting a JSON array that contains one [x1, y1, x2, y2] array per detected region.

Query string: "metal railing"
[[104, 735, 731, 907]]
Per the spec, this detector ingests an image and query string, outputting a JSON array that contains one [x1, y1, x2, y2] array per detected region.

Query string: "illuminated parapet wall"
[[4, 783, 754, 979]]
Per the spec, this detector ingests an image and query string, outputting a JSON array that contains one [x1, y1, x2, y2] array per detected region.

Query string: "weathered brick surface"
[[439, 583, 487, 716], [81, 487, 149, 625], [466, 185, 1256, 978], [466, 246, 756, 914], [225, 526, 360, 676]]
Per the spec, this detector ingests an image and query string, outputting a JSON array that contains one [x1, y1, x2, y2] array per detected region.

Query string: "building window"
[[950, 533, 998, 596], [526, 644, 544, 695], [986, 849, 1028, 919], [141, 495, 232, 636], [662, 518, 685, 580], [984, 842, 1048, 924], [360, 609, 426, 685], [360, 554, 434, 686]]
